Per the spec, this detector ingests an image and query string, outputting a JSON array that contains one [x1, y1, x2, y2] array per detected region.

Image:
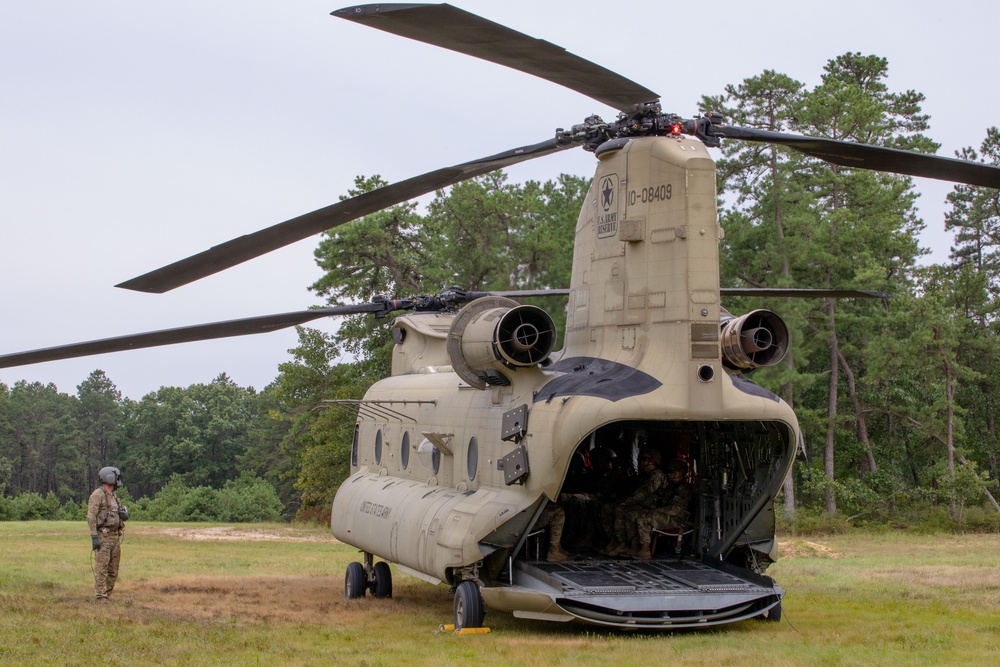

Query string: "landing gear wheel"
[[757, 575, 782, 622], [453, 581, 484, 630], [372, 560, 393, 599], [345, 561, 367, 599]]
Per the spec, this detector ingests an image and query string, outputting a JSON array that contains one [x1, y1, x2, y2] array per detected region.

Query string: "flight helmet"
[[98, 466, 122, 488]]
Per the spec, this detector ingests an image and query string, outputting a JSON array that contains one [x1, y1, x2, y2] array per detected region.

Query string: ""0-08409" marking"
[[628, 184, 672, 205]]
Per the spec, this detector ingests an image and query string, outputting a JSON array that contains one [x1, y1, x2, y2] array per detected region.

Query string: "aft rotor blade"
[[477, 288, 890, 300], [333, 4, 658, 112], [0, 304, 385, 369], [466, 289, 569, 299], [718, 126, 1000, 189], [721, 288, 889, 299], [117, 137, 571, 293]]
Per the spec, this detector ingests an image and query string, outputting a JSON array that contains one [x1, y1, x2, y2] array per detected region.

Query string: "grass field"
[[0, 522, 997, 666]]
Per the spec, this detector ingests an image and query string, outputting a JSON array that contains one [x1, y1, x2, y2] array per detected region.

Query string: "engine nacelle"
[[447, 296, 556, 389], [720, 309, 789, 370]]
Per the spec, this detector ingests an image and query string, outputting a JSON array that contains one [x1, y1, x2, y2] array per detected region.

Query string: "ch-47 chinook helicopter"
[[4, 3, 1000, 631]]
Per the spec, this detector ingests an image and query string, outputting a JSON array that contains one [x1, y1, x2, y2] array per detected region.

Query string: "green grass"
[[1, 523, 998, 666]]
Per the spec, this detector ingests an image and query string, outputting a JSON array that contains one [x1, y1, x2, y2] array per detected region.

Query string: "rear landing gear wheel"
[[345, 561, 367, 599], [453, 581, 484, 630], [757, 575, 782, 622], [372, 560, 393, 598]]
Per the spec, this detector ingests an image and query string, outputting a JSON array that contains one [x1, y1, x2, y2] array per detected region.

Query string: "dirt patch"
[[127, 575, 345, 623], [778, 539, 842, 559], [113, 574, 449, 628], [129, 525, 339, 543]]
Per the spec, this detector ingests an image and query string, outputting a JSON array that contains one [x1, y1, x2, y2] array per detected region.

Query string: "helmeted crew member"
[[87, 466, 128, 601]]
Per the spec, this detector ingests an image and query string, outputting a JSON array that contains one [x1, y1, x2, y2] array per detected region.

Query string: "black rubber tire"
[[755, 576, 781, 622], [345, 561, 367, 599], [453, 581, 484, 630], [372, 561, 393, 599]]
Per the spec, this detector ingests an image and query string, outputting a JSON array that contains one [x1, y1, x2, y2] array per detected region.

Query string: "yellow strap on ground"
[[435, 624, 492, 635]]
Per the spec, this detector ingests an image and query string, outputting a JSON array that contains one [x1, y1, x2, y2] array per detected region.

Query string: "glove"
[[91, 533, 100, 550]]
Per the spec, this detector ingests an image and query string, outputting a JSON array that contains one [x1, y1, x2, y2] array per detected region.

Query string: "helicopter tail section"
[[481, 415, 793, 628]]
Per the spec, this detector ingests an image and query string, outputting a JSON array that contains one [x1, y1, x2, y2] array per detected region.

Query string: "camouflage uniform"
[[534, 501, 571, 561], [634, 481, 692, 539], [611, 468, 669, 544], [87, 487, 124, 600]]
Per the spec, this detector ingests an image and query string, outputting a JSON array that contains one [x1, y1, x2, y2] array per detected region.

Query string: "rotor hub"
[[557, 103, 726, 152]]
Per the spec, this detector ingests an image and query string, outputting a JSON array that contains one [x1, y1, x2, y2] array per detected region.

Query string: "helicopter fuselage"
[[332, 135, 798, 627]]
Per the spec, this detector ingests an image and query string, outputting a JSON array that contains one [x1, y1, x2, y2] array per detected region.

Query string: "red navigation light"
[[670, 123, 683, 135]]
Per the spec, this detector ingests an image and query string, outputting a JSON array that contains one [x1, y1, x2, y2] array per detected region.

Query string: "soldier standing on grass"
[[87, 466, 128, 602]]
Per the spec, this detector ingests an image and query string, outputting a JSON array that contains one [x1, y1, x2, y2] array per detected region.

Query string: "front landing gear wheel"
[[372, 560, 393, 598], [345, 562, 367, 599], [453, 581, 484, 630]]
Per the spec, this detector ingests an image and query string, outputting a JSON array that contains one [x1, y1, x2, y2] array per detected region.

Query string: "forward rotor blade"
[[333, 4, 658, 113], [718, 126, 1000, 189], [1, 286, 889, 369], [117, 137, 571, 294], [0, 304, 384, 369]]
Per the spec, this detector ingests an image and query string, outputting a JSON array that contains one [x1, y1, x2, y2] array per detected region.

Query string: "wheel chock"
[[436, 623, 492, 635]]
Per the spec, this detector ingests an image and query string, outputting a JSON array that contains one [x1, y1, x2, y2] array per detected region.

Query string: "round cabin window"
[[418, 438, 441, 475], [374, 429, 383, 465], [351, 425, 359, 467], [401, 431, 410, 469], [467, 436, 479, 480]]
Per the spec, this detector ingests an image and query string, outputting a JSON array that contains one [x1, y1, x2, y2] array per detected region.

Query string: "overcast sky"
[[2, 1, 997, 399]]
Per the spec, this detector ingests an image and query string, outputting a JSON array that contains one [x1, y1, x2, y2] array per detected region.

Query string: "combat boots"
[[547, 520, 574, 562], [630, 542, 653, 560], [548, 543, 574, 562], [608, 537, 638, 558]]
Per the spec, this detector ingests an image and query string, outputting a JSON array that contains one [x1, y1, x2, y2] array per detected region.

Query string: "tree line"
[[0, 372, 285, 521], [2, 52, 998, 530], [704, 53, 999, 528]]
